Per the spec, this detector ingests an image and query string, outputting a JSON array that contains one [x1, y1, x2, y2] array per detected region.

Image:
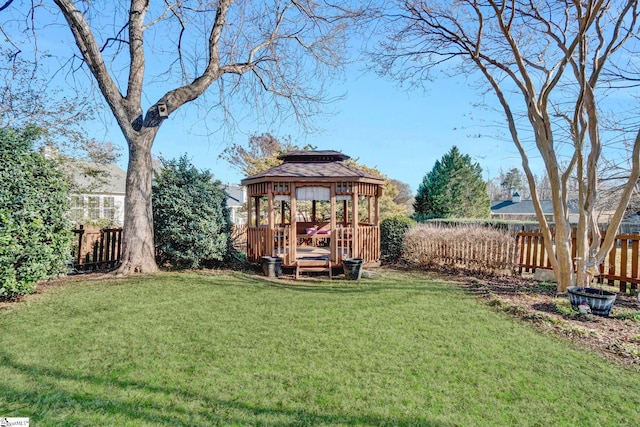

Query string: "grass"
[[1, 270, 640, 426]]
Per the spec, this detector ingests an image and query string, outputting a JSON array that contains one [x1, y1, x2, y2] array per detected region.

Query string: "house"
[[223, 184, 247, 226], [492, 192, 620, 225], [490, 192, 581, 223], [68, 161, 127, 226]]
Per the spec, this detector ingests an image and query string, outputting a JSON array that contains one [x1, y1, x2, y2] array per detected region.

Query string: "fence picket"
[[515, 229, 640, 291], [71, 226, 123, 272]]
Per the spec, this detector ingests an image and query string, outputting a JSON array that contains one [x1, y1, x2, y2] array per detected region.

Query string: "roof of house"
[[68, 161, 127, 195], [241, 150, 384, 185], [491, 199, 579, 215], [224, 184, 245, 208]]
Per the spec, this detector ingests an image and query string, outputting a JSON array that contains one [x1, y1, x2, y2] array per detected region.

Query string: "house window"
[[88, 196, 100, 220], [71, 195, 84, 221], [103, 197, 115, 222]]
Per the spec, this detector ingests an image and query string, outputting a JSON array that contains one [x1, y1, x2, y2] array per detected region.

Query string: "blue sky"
[[5, 4, 545, 194], [126, 66, 530, 192]]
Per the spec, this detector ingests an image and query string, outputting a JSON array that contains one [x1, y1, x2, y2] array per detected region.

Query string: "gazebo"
[[241, 150, 385, 271]]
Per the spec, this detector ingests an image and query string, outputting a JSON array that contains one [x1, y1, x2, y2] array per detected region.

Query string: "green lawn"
[[1, 270, 640, 426]]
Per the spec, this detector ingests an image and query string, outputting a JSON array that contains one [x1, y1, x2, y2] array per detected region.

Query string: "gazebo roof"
[[241, 150, 385, 185], [277, 150, 350, 162]]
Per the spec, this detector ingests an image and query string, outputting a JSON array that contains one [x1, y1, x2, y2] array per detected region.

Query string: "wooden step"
[[295, 259, 332, 280]]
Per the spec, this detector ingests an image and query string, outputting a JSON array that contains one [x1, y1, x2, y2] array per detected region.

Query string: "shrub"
[[0, 126, 71, 298], [152, 155, 233, 268], [380, 215, 414, 264], [402, 224, 517, 275]]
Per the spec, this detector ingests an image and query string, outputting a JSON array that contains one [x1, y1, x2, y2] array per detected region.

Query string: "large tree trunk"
[[117, 131, 158, 274]]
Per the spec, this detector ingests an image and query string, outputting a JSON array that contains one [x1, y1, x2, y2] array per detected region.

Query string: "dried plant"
[[402, 224, 518, 276]]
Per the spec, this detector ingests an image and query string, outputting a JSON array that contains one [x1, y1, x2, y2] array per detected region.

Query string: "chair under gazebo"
[[241, 150, 385, 276]]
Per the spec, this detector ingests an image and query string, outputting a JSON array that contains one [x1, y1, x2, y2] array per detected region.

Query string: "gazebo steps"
[[295, 259, 332, 280]]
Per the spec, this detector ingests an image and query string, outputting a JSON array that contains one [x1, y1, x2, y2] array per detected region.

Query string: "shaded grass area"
[[1, 270, 640, 426]]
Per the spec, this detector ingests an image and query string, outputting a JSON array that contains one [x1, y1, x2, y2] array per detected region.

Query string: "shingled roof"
[[490, 199, 579, 215], [241, 150, 385, 185]]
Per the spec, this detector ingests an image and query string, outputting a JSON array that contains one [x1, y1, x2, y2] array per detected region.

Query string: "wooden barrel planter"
[[567, 286, 617, 316]]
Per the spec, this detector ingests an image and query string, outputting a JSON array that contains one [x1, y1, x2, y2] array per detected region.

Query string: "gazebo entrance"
[[241, 150, 385, 268]]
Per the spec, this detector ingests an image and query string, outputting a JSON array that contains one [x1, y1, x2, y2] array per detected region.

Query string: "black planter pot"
[[261, 256, 282, 278], [567, 286, 617, 316], [343, 258, 364, 280]]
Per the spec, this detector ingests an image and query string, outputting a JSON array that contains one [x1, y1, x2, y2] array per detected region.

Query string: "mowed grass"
[[1, 270, 640, 426]]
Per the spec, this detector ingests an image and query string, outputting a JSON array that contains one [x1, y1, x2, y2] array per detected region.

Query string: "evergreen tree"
[[414, 146, 490, 219], [152, 155, 233, 269], [500, 168, 524, 199]]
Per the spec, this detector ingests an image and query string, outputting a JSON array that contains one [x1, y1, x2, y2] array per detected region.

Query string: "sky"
[[5, 3, 547, 194], [121, 66, 530, 193]]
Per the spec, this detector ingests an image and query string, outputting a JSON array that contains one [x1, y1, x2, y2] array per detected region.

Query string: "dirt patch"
[[446, 272, 640, 369]]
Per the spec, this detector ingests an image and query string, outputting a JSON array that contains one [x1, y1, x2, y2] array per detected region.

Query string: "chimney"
[[42, 144, 58, 159], [512, 191, 521, 203]]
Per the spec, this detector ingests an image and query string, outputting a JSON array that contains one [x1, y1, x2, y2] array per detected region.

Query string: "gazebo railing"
[[247, 224, 379, 266], [247, 226, 293, 265], [334, 226, 353, 265], [247, 226, 267, 261], [273, 226, 292, 264], [356, 225, 380, 263]]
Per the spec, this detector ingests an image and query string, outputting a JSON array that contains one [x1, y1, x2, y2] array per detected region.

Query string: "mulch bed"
[[442, 271, 640, 369]]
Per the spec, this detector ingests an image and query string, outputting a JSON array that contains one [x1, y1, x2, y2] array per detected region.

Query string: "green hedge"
[[380, 215, 414, 264], [152, 155, 233, 269], [0, 126, 71, 298]]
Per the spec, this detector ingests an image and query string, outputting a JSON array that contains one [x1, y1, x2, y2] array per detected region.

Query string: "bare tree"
[[220, 133, 305, 177], [389, 178, 414, 212], [375, 1, 640, 291], [5, 1, 370, 274]]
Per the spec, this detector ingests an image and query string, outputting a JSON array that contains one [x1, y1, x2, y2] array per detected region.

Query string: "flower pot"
[[343, 258, 364, 280], [567, 286, 617, 316], [261, 256, 282, 278]]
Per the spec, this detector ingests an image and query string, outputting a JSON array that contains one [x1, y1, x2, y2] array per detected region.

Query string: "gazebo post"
[[267, 186, 274, 256], [352, 186, 359, 258], [312, 200, 317, 223], [290, 182, 297, 263], [247, 195, 253, 227], [330, 183, 337, 263], [375, 190, 381, 225]]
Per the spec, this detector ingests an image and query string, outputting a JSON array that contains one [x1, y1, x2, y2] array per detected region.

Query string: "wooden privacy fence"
[[517, 229, 640, 292], [71, 225, 123, 272]]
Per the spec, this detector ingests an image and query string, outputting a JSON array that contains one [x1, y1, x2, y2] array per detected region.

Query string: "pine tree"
[[500, 168, 524, 199], [414, 146, 490, 219]]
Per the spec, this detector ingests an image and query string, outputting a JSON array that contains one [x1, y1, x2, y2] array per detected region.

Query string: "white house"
[[67, 157, 246, 227], [223, 184, 247, 226], [68, 161, 127, 226]]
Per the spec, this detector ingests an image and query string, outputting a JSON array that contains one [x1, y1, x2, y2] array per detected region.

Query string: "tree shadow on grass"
[[0, 351, 449, 426]]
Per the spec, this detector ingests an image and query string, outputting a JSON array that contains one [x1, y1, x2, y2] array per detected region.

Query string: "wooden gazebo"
[[241, 150, 385, 269]]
